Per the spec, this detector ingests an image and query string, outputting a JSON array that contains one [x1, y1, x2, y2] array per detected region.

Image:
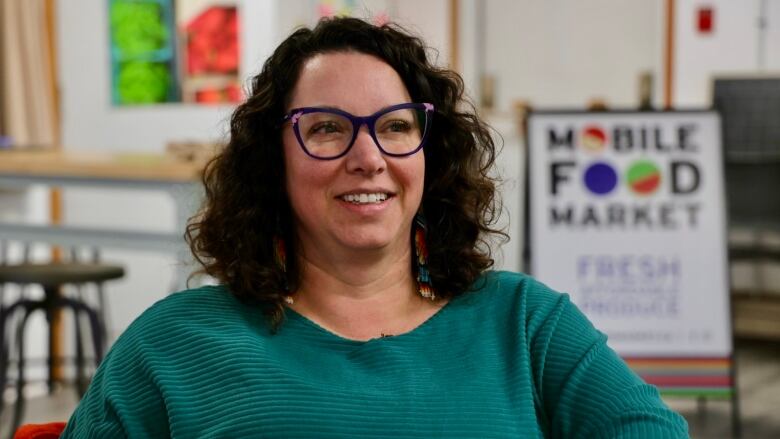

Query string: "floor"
[[1, 340, 779, 438]]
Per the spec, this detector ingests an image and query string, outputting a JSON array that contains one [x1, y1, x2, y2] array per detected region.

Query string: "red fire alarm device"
[[698, 7, 714, 34]]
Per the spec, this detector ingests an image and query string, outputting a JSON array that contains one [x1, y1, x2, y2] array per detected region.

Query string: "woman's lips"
[[336, 194, 394, 214]]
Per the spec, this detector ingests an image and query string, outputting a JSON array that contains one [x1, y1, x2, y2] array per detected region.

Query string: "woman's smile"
[[336, 192, 394, 215]]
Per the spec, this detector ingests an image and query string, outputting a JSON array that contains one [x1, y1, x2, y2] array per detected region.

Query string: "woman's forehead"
[[288, 52, 411, 112]]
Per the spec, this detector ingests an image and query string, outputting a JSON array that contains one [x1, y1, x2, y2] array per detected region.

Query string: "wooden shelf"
[[0, 149, 209, 182]]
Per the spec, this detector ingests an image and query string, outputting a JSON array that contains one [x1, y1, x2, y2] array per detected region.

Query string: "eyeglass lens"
[[296, 108, 425, 158]]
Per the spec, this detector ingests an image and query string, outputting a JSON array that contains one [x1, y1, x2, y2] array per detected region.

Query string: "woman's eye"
[[311, 122, 341, 134], [386, 120, 411, 132]]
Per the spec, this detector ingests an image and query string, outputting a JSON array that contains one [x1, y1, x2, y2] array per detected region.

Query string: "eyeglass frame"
[[281, 102, 435, 160]]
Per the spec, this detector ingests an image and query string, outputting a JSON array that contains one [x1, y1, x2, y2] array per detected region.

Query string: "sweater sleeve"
[[524, 280, 689, 439], [60, 315, 172, 438]]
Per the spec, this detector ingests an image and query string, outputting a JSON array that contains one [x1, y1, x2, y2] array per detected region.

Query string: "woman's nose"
[[345, 125, 386, 175]]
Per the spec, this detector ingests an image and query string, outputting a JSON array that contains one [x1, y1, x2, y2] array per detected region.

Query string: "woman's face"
[[282, 52, 425, 261]]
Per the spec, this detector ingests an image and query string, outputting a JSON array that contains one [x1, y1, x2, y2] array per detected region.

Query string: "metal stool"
[[0, 262, 124, 434]]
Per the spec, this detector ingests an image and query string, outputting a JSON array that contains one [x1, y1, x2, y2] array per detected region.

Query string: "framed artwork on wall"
[[108, 0, 242, 106]]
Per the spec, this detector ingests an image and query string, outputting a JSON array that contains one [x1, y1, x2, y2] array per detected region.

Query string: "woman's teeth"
[[341, 193, 388, 204]]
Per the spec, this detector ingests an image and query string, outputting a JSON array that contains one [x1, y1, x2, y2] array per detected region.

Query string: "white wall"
[[483, 114, 524, 272], [672, 0, 780, 105], [394, 0, 450, 66], [766, 0, 780, 69], [480, 0, 663, 111], [673, 0, 763, 106], [275, 0, 450, 66]]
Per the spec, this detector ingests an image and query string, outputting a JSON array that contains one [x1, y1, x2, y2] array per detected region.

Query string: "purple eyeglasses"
[[282, 102, 434, 160]]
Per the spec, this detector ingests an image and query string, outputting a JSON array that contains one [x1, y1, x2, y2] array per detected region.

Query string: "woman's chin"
[[334, 230, 402, 254], [340, 237, 393, 252]]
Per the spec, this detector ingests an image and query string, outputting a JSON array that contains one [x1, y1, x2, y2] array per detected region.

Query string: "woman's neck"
[[289, 246, 436, 341]]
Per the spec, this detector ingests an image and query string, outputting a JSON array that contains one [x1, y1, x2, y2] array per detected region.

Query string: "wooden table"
[[0, 149, 208, 291]]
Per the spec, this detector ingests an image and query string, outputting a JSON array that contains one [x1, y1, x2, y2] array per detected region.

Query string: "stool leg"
[[43, 286, 63, 395], [0, 301, 30, 420], [0, 305, 9, 420], [73, 308, 86, 396], [46, 307, 55, 394], [11, 304, 35, 435], [87, 306, 104, 363], [89, 308, 104, 364], [59, 298, 104, 362], [91, 250, 112, 351], [56, 298, 104, 401], [96, 283, 110, 351]]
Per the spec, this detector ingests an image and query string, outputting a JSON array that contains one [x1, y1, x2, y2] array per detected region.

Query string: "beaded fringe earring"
[[414, 215, 435, 300], [273, 235, 294, 304]]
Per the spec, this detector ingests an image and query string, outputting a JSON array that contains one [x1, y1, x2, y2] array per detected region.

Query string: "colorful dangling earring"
[[273, 235, 294, 304], [413, 215, 435, 300]]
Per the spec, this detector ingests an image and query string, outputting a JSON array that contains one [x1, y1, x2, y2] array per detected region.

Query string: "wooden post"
[[45, 0, 65, 387], [449, 0, 460, 73], [663, 0, 675, 109]]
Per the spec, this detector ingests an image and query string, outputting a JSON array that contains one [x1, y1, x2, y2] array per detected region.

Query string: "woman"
[[63, 17, 688, 438]]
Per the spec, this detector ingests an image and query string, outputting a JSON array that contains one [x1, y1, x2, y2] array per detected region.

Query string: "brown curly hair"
[[186, 17, 505, 329]]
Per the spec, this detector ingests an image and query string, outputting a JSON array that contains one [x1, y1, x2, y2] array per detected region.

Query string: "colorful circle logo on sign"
[[581, 125, 607, 152], [626, 160, 661, 195], [583, 162, 618, 195]]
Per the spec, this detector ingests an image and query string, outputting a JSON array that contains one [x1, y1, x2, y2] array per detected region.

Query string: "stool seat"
[[0, 263, 124, 287]]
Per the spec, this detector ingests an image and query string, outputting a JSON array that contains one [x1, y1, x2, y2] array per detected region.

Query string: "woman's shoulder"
[[117, 284, 260, 344], [137, 284, 239, 320], [458, 270, 577, 330], [467, 270, 569, 309]]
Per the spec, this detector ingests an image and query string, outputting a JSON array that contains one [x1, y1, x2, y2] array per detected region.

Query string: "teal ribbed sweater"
[[62, 271, 688, 438]]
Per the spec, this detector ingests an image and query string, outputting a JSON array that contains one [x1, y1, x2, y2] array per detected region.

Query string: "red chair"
[[13, 422, 66, 439]]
